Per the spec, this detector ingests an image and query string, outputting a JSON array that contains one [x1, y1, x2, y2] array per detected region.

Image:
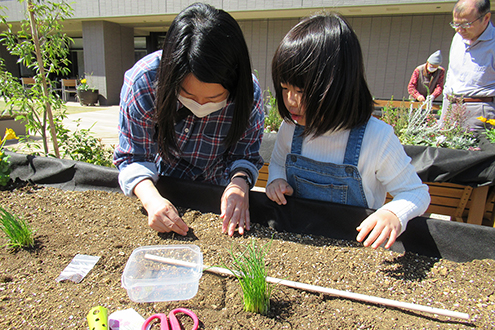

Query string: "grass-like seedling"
[[226, 239, 273, 315], [0, 206, 35, 249]]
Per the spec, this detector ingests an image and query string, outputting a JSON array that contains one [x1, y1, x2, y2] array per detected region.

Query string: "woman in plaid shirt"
[[114, 3, 264, 237]]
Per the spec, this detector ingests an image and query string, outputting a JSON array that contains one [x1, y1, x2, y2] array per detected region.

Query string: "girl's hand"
[[356, 209, 401, 249], [221, 177, 250, 236], [266, 179, 294, 205]]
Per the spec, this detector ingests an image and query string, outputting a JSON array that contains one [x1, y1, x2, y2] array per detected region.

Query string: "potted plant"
[[76, 75, 98, 106]]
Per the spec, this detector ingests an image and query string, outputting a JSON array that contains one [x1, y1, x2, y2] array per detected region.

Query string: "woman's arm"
[[134, 178, 189, 235], [220, 75, 265, 236]]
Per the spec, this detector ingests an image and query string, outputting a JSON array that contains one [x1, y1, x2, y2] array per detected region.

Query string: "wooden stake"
[[144, 254, 469, 320]]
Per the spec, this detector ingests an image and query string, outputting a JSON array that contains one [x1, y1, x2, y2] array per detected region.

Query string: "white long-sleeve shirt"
[[268, 117, 430, 234]]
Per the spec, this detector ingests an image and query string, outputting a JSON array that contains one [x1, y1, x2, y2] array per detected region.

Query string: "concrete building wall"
[[82, 21, 134, 105], [0, 0, 467, 102], [1, 0, 457, 20], [349, 13, 453, 99], [243, 13, 454, 100]]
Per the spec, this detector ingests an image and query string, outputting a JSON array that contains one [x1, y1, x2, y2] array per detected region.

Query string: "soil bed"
[[0, 185, 494, 329]]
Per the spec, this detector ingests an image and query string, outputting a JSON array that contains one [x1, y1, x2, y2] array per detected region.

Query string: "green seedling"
[[0, 206, 35, 249], [225, 239, 273, 315]]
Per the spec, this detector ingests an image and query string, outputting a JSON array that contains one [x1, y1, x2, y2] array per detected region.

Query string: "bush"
[[380, 97, 478, 150]]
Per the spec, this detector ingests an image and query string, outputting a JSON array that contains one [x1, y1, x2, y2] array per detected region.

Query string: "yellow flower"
[[487, 119, 495, 126], [477, 116, 488, 123], [4, 128, 18, 141], [80, 78, 87, 84]]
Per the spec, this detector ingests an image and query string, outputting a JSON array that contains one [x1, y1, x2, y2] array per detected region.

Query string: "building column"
[[1, 43, 20, 78], [81, 21, 134, 105]]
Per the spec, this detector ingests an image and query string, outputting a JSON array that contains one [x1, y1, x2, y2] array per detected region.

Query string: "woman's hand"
[[221, 176, 250, 236], [266, 178, 294, 205], [356, 209, 401, 249], [134, 179, 189, 235]]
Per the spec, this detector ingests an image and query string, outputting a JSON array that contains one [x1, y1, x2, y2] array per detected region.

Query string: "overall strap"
[[290, 124, 305, 155], [343, 122, 368, 167]]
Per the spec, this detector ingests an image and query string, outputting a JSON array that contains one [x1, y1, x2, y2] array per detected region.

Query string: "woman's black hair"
[[155, 2, 253, 159], [272, 12, 374, 136]]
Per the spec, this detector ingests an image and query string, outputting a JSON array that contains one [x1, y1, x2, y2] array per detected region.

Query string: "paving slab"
[[63, 104, 120, 148]]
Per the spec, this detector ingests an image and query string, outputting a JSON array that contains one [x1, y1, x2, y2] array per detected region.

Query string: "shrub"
[[380, 97, 478, 150], [57, 119, 114, 167]]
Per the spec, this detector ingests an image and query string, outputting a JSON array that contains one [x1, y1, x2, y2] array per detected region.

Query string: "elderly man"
[[441, 0, 495, 130], [408, 50, 445, 102]]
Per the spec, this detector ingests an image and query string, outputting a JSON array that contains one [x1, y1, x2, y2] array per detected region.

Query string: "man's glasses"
[[449, 14, 486, 29]]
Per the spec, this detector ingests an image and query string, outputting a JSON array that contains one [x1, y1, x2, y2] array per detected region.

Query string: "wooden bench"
[[20, 77, 36, 90], [256, 163, 493, 227], [61, 79, 78, 102], [255, 163, 270, 188], [481, 186, 495, 227], [20, 77, 62, 97]]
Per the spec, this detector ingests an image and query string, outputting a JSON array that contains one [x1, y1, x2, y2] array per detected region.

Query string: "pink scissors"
[[141, 308, 199, 330]]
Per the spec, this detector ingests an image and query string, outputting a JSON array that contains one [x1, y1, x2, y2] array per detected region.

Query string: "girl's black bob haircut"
[[272, 12, 374, 136], [155, 2, 253, 158]]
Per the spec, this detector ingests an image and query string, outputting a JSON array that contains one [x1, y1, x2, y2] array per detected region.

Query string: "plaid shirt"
[[114, 51, 264, 196]]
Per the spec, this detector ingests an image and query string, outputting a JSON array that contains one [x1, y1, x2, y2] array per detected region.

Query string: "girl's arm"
[[370, 123, 430, 236], [357, 121, 430, 248]]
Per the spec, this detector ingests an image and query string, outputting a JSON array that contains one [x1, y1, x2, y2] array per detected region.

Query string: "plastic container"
[[122, 245, 203, 302]]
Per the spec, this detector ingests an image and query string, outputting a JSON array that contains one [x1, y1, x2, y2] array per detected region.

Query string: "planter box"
[[258, 132, 495, 227], [6, 151, 495, 262]]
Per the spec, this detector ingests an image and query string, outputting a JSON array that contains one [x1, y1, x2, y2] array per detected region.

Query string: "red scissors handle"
[[168, 308, 199, 330], [142, 313, 169, 330], [142, 308, 199, 330]]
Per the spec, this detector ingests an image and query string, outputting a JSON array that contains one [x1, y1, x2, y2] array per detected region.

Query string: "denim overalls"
[[285, 124, 369, 208]]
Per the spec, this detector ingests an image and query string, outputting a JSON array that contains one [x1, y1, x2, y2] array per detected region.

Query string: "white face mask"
[[427, 66, 438, 73], [177, 94, 227, 118]]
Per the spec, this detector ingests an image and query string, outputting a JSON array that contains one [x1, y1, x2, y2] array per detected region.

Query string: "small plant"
[[380, 97, 409, 138], [225, 239, 273, 315], [477, 116, 495, 143], [0, 206, 35, 249], [264, 89, 282, 133], [77, 73, 97, 92], [0, 128, 19, 186], [57, 119, 114, 167]]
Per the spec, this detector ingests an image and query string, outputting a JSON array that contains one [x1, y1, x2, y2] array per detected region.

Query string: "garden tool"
[[87, 306, 109, 330], [142, 308, 199, 330]]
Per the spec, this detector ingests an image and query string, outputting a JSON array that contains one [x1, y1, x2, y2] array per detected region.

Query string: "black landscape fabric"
[[7, 151, 495, 263]]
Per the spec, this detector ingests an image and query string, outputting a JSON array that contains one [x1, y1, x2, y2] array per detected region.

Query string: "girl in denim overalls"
[[266, 13, 430, 249]]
